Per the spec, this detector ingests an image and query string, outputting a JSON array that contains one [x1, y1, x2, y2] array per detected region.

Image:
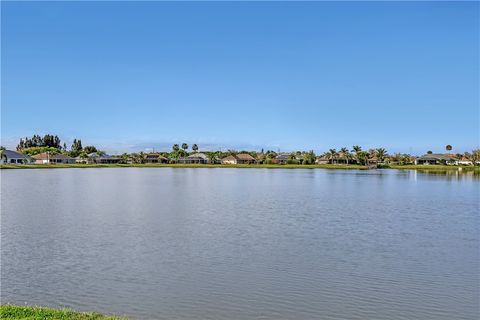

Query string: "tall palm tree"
[[352, 145, 362, 153], [192, 144, 198, 153], [351, 145, 362, 164], [0, 146, 6, 163], [181, 143, 188, 153], [172, 144, 179, 152], [326, 149, 338, 164], [446, 145, 452, 152], [375, 148, 387, 164], [357, 151, 370, 166], [340, 147, 350, 164]]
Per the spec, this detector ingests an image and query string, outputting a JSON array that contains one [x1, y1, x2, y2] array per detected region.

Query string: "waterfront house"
[[32, 152, 75, 164], [0, 150, 32, 164], [87, 152, 122, 164], [315, 156, 329, 165], [221, 153, 256, 165], [144, 153, 169, 164], [414, 153, 457, 165], [458, 157, 473, 166], [75, 156, 88, 164], [178, 152, 209, 164], [275, 154, 290, 164]]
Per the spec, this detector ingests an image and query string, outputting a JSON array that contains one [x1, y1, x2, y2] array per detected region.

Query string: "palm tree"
[[375, 148, 387, 164], [325, 149, 338, 164], [446, 145, 452, 152], [0, 146, 6, 163], [472, 149, 480, 165], [172, 144, 179, 152], [352, 145, 362, 153], [181, 143, 188, 153], [340, 147, 350, 164], [192, 144, 198, 153], [357, 151, 370, 165], [351, 145, 362, 164]]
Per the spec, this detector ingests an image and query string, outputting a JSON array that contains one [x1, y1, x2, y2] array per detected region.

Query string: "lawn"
[[0, 305, 125, 320], [0, 163, 478, 174], [0, 163, 367, 169]]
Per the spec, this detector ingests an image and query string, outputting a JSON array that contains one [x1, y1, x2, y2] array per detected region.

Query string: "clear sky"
[[2, 1, 479, 154]]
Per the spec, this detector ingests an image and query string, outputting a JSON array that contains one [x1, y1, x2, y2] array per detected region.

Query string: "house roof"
[[235, 153, 255, 161], [417, 153, 457, 161], [222, 155, 237, 161], [32, 152, 74, 160], [188, 153, 208, 160], [3, 150, 31, 159], [276, 154, 290, 160], [145, 154, 169, 160]]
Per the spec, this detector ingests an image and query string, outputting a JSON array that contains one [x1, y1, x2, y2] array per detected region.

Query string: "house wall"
[[222, 159, 237, 165]]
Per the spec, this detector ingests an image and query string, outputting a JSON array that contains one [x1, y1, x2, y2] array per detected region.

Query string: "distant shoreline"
[[1, 163, 478, 173]]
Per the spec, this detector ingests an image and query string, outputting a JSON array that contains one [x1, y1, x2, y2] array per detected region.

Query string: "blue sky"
[[2, 1, 478, 154]]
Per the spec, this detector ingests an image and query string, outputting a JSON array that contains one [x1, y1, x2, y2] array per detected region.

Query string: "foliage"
[[471, 149, 480, 164], [17, 134, 62, 150], [21, 146, 61, 156], [83, 146, 98, 154], [0, 305, 125, 320]]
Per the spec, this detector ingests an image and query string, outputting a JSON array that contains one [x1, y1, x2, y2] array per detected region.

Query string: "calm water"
[[1, 168, 479, 319]]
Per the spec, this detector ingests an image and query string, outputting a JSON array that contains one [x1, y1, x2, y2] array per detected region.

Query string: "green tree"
[[172, 144, 179, 152], [83, 146, 98, 154], [192, 144, 198, 153], [71, 139, 83, 152], [471, 149, 480, 165], [427, 150, 433, 154], [0, 146, 6, 163], [375, 148, 387, 163], [446, 145, 452, 152], [181, 143, 188, 153], [340, 147, 351, 164], [326, 149, 338, 164], [357, 151, 370, 165]]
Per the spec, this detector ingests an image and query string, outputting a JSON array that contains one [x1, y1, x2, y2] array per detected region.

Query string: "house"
[[178, 152, 209, 164], [275, 154, 289, 164], [32, 152, 75, 164], [87, 152, 122, 164], [415, 153, 458, 165], [457, 157, 473, 166], [0, 150, 32, 164], [75, 156, 88, 164], [221, 153, 256, 165], [315, 156, 329, 165], [144, 153, 169, 164]]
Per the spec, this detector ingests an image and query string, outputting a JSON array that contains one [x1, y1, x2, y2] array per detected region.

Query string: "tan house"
[[221, 153, 256, 165], [32, 152, 75, 164], [315, 156, 329, 165], [144, 154, 169, 164]]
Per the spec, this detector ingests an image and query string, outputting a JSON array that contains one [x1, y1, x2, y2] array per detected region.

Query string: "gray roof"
[[417, 153, 457, 161], [188, 153, 208, 160], [3, 150, 31, 159], [276, 154, 290, 160]]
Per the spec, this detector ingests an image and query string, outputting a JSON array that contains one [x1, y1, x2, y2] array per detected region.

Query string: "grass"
[[0, 163, 367, 169], [389, 164, 479, 173], [0, 305, 125, 320], [0, 163, 478, 174]]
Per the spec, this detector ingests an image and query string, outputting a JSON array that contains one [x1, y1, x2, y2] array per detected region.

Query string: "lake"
[[1, 168, 478, 319]]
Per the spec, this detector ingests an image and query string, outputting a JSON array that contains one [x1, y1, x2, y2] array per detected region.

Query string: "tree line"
[[9, 136, 480, 165], [16, 134, 99, 157]]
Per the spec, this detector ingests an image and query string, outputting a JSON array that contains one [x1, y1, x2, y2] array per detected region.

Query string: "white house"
[[32, 152, 75, 164], [0, 150, 32, 164]]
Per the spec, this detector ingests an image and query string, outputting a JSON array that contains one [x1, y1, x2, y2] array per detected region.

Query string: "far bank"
[[1, 163, 479, 174]]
